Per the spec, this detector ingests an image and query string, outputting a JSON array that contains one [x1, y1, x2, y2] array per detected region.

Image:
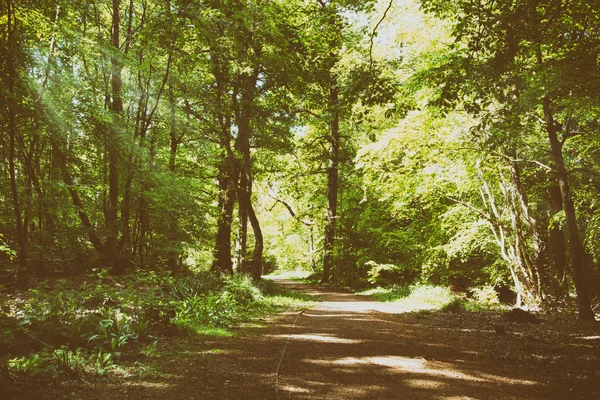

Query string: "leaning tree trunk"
[[54, 141, 105, 253], [246, 197, 263, 281], [542, 97, 594, 321]]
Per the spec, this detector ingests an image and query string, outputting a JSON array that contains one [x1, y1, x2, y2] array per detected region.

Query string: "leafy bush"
[[366, 261, 405, 285], [471, 286, 500, 307]]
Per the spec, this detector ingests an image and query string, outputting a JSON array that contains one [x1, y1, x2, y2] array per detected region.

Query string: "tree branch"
[[267, 194, 313, 226], [370, 0, 394, 73]]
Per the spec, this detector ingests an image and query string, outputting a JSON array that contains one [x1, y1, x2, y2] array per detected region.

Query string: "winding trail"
[[36, 277, 600, 400]]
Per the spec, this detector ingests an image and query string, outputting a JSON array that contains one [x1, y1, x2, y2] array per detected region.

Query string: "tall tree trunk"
[[542, 98, 594, 320], [247, 199, 263, 280], [167, 83, 179, 272], [547, 185, 568, 298], [322, 84, 339, 283], [6, 0, 26, 274], [208, 47, 238, 275], [237, 131, 261, 279], [235, 75, 263, 280], [119, 0, 142, 260], [502, 158, 546, 307], [107, 0, 123, 272], [211, 157, 239, 275]]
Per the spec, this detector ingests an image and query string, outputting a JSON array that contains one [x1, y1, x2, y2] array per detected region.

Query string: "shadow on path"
[[30, 278, 600, 400]]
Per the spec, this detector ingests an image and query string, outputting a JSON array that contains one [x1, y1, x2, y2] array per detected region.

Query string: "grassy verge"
[[357, 284, 506, 313], [263, 269, 315, 281], [0, 270, 312, 382]]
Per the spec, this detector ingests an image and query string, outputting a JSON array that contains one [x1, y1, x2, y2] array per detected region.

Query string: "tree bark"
[[235, 74, 263, 280], [322, 84, 339, 283], [547, 185, 568, 298], [542, 97, 595, 320], [211, 157, 239, 275]]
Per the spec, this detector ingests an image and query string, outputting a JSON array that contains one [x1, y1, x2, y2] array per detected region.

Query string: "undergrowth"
[[0, 270, 310, 382], [358, 284, 504, 312]]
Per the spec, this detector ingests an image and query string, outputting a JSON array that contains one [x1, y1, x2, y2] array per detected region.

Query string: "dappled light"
[[269, 333, 364, 344], [2, 0, 600, 398]]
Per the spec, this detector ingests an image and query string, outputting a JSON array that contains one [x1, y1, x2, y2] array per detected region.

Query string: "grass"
[[174, 322, 236, 338], [358, 283, 504, 313], [264, 269, 314, 281]]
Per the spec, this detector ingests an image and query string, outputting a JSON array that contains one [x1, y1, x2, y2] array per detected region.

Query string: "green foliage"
[[359, 284, 457, 310], [1, 270, 310, 380], [0, 234, 16, 260], [360, 282, 503, 313], [470, 286, 500, 308], [365, 261, 404, 285]]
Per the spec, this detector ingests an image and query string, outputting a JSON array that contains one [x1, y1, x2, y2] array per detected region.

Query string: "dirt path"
[[31, 278, 600, 399], [265, 279, 593, 400]]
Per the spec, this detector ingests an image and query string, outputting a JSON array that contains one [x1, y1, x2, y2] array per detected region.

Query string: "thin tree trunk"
[[106, 0, 123, 272], [322, 84, 339, 283], [309, 226, 316, 272], [247, 199, 263, 280], [53, 141, 105, 253], [167, 83, 179, 271], [6, 0, 26, 274], [238, 205, 248, 269], [542, 97, 595, 320]]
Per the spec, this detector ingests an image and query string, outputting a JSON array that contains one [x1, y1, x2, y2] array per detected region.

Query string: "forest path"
[[40, 277, 598, 400], [265, 278, 551, 400]]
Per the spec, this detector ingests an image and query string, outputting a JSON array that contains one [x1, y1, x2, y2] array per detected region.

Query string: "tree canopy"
[[1, 0, 599, 322]]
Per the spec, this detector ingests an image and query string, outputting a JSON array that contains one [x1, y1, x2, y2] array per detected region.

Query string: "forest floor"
[[16, 278, 600, 400]]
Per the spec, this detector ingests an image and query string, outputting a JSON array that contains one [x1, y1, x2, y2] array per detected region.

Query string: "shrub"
[[365, 261, 404, 285], [471, 286, 500, 307], [2, 269, 311, 381]]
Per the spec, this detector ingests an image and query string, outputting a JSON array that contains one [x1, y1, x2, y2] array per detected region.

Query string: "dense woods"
[[1, 0, 600, 366]]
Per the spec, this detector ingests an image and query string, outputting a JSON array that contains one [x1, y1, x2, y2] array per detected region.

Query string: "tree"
[[420, 0, 599, 319]]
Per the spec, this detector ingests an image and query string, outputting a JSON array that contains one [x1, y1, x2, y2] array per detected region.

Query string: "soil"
[[10, 278, 600, 399]]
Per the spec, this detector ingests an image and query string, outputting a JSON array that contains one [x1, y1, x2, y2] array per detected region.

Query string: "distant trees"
[[1, 0, 598, 318], [0, 0, 211, 275]]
